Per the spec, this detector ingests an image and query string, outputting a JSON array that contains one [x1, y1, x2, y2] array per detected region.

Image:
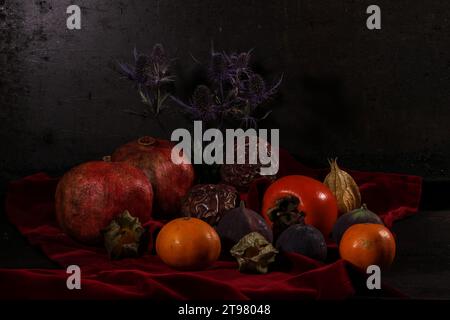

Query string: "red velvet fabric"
[[0, 150, 422, 299]]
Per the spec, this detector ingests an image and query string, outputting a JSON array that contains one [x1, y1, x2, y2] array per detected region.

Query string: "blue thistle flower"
[[171, 47, 282, 128], [117, 44, 175, 116]]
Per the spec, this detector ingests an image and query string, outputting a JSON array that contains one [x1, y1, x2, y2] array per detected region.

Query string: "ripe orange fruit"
[[339, 223, 396, 270], [156, 217, 221, 270]]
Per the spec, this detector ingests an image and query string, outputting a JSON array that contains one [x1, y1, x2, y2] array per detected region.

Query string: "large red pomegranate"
[[111, 136, 195, 219], [55, 161, 153, 244]]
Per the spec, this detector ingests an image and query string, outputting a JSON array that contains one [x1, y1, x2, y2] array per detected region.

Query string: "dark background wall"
[[2, 0, 450, 193]]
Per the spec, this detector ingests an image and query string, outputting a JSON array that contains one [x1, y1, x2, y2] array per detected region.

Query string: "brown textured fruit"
[[220, 136, 277, 191], [111, 136, 195, 219], [181, 184, 238, 225], [55, 161, 153, 244], [323, 159, 361, 215]]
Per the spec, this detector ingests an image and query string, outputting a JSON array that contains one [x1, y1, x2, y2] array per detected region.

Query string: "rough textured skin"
[[181, 184, 238, 225], [220, 137, 277, 191], [55, 161, 153, 244], [111, 136, 195, 219]]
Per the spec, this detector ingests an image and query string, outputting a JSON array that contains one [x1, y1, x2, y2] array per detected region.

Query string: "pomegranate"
[[111, 136, 195, 219], [55, 161, 153, 244]]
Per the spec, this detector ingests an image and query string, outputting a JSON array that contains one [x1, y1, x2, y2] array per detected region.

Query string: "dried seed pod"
[[230, 232, 278, 274], [102, 210, 148, 260], [323, 159, 361, 215]]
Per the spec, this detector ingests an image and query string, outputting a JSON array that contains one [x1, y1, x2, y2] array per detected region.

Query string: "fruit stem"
[[138, 136, 156, 146]]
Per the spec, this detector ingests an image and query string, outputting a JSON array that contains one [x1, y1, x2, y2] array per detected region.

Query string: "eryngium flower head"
[[193, 85, 214, 110]]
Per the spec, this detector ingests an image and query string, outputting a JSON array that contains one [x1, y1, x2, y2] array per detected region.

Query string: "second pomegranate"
[[111, 136, 195, 219]]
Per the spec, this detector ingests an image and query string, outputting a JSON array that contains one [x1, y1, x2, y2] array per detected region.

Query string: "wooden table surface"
[[1, 210, 449, 299], [383, 210, 450, 299]]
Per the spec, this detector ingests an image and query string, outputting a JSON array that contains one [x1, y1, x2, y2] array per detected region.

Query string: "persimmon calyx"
[[266, 195, 305, 239]]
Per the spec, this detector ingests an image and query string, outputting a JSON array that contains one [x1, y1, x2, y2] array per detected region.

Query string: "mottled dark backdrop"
[[1, 0, 450, 193]]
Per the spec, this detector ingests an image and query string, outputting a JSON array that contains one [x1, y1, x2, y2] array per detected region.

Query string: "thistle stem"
[[154, 115, 169, 139], [156, 87, 161, 114], [219, 81, 224, 102]]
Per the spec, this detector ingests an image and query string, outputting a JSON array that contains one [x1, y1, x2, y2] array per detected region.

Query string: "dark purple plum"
[[276, 224, 327, 261], [332, 205, 384, 245], [215, 201, 272, 255]]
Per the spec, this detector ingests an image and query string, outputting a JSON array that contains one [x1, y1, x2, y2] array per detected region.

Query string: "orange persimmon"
[[339, 223, 396, 270], [156, 217, 221, 270], [261, 175, 338, 238]]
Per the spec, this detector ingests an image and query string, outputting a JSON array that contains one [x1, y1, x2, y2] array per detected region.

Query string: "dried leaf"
[[230, 232, 278, 274], [102, 210, 147, 260]]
